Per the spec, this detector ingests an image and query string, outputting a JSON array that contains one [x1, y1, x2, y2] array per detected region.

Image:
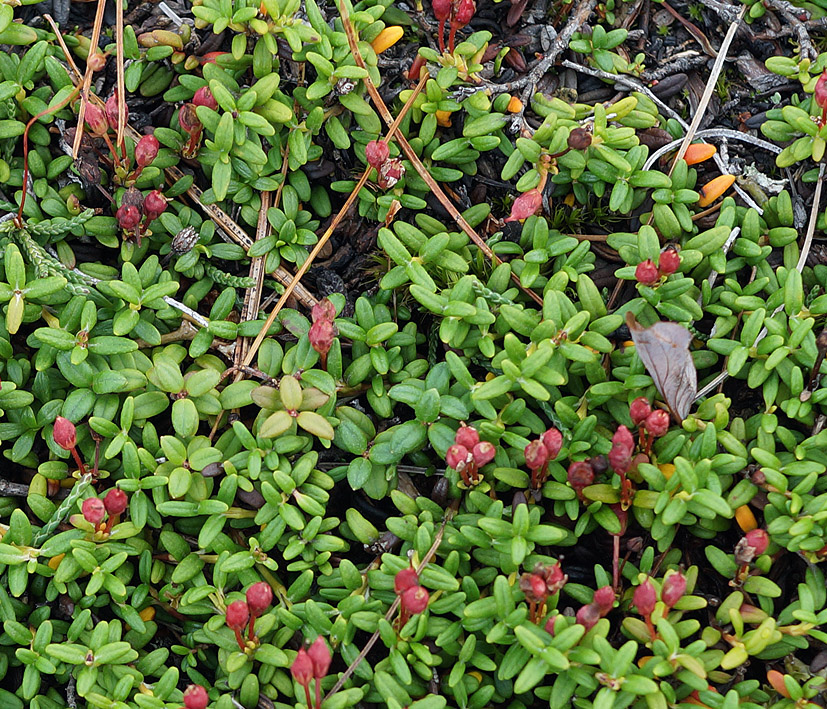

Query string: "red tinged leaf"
[[625, 313, 697, 422]]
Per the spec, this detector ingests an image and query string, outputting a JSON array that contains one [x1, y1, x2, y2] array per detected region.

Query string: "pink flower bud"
[[225, 600, 250, 631], [82, 497, 106, 526], [246, 582, 273, 615], [84, 102, 109, 137], [143, 190, 167, 221], [815, 70, 827, 112], [311, 298, 336, 323], [632, 579, 657, 617], [612, 425, 634, 451], [103, 488, 128, 516], [593, 586, 615, 616], [104, 92, 126, 130], [629, 397, 651, 426], [643, 409, 669, 437], [291, 647, 314, 687], [567, 460, 594, 497], [454, 0, 476, 26], [505, 188, 542, 222], [472, 441, 496, 467], [135, 135, 160, 167], [658, 248, 680, 276], [541, 427, 563, 459], [524, 439, 549, 471], [745, 528, 769, 555], [401, 585, 429, 614], [365, 140, 390, 169], [575, 602, 601, 630], [87, 52, 107, 72], [432, 0, 451, 21], [116, 205, 141, 231], [309, 318, 336, 357], [183, 684, 209, 709], [446, 444, 470, 469], [193, 86, 219, 111], [53, 416, 77, 450], [661, 571, 686, 608], [544, 614, 560, 635], [455, 424, 479, 449], [394, 567, 419, 594], [608, 441, 632, 475], [635, 259, 660, 286], [529, 574, 547, 601], [308, 636, 331, 679]]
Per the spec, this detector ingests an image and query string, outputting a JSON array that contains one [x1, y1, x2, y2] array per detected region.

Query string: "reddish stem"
[[448, 22, 458, 53], [303, 683, 312, 709], [612, 533, 620, 591], [438, 19, 446, 53], [315, 678, 321, 709], [233, 627, 246, 651], [248, 612, 259, 641], [70, 446, 90, 478]]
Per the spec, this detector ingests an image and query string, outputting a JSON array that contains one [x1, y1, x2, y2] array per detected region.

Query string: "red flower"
[[307, 636, 331, 679], [519, 572, 548, 603], [183, 684, 209, 709], [643, 409, 669, 437], [524, 439, 549, 471], [541, 427, 563, 459], [246, 582, 273, 616], [309, 319, 336, 357], [629, 397, 651, 426], [401, 585, 429, 614], [135, 135, 160, 167], [84, 102, 109, 137], [593, 586, 615, 616], [454, 424, 479, 449], [394, 567, 419, 594], [453, 0, 476, 27], [104, 92, 126, 131], [291, 647, 314, 687], [446, 444, 470, 469], [53, 416, 77, 450], [575, 602, 601, 630], [433, 0, 451, 20], [311, 298, 337, 323], [225, 600, 250, 630], [745, 528, 769, 555], [658, 248, 680, 276], [143, 190, 167, 221], [365, 140, 390, 170], [378, 157, 405, 189], [193, 86, 219, 111], [103, 488, 128, 516], [567, 460, 594, 498], [661, 571, 686, 608], [632, 579, 657, 617], [815, 70, 827, 112], [116, 205, 141, 231], [505, 188, 542, 222], [82, 497, 106, 526], [472, 441, 495, 467], [635, 259, 659, 286]]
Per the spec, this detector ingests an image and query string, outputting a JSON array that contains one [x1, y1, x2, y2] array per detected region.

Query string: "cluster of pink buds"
[[520, 562, 567, 623], [225, 582, 274, 651], [81, 487, 128, 534], [445, 424, 495, 487], [635, 247, 681, 286], [524, 427, 563, 489], [182, 684, 209, 709], [572, 585, 615, 631], [178, 87, 219, 159], [394, 566, 430, 629], [608, 425, 636, 510], [309, 299, 337, 370], [632, 571, 686, 639], [629, 397, 669, 455], [291, 636, 332, 709], [116, 186, 167, 246], [365, 139, 405, 189], [433, 0, 476, 53]]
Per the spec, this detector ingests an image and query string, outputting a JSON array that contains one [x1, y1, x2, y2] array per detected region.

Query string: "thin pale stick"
[[116, 0, 127, 149], [72, 0, 108, 159]]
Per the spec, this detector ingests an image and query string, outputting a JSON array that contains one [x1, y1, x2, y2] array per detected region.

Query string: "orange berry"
[[683, 143, 717, 166], [735, 504, 758, 532], [697, 174, 736, 207], [507, 96, 523, 113]]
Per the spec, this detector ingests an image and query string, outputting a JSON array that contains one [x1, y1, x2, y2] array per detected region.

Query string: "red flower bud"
[[394, 567, 419, 594], [658, 248, 680, 276], [608, 441, 632, 475], [612, 425, 634, 451], [543, 563, 567, 594], [84, 101, 109, 137], [291, 647, 314, 687], [643, 409, 669, 437], [116, 205, 141, 231], [183, 684, 209, 709], [446, 444, 470, 469], [544, 614, 560, 635], [567, 460, 594, 497], [593, 586, 615, 616], [472, 441, 496, 467], [365, 140, 390, 169], [632, 579, 657, 617], [635, 259, 660, 286], [661, 571, 686, 608], [815, 70, 827, 112], [311, 298, 337, 323], [745, 528, 769, 555], [309, 318, 336, 357], [53, 416, 77, 450], [575, 602, 601, 630], [104, 92, 126, 130], [82, 497, 106, 526], [103, 488, 128, 516], [455, 424, 479, 449], [505, 188, 542, 222], [541, 427, 563, 459], [246, 582, 273, 615], [629, 397, 651, 426], [567, 127, 592, 150], [193, 86, 219, 111], [432, 0, 451, 21], [225, 600, 250, 631], [524, 439, 549, 471], [401, 585, 429, 614], [143, 190, 167, 221], [308, 636, 331, 679], [87, 52, 107, 72], [135, 135, 160, 167], [454, 0, 476, 27]]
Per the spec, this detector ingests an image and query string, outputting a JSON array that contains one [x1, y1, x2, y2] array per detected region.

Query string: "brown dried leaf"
[[626, 313, 697, 422]]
